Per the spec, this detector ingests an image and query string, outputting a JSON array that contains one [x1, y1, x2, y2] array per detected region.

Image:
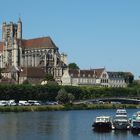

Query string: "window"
[[103, 73, 107, 78]]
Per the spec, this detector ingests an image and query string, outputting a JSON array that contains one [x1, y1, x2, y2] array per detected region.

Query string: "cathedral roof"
[[21, 37, 58, 50], [0, 42, 4, 52], [20, 67, 46, 78]]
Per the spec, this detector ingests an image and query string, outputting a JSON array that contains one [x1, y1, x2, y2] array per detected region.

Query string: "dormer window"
[[103, 73, 106, 78]]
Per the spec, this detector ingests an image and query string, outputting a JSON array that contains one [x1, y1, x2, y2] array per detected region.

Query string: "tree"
[[44, 74, 55, 81], [124, 73, 134, 84], [43, 73, 58, 85], [68, 63, 79, 70], [55, 88, 75, 104], [67, 93, 75, 103]]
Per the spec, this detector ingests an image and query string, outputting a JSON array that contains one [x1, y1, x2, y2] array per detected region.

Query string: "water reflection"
[[112, 130, 131, 140], [0, 109, 139, 140]]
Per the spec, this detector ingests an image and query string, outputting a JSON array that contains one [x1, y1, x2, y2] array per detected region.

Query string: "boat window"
[[116, 113, 127, 115], [133, 122, 140, 127], [96, 117, 110, 122], [115, 116, 128, 120]]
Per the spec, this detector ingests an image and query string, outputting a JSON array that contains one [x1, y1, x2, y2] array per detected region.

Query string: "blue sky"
[[0, 0, 140, 79]]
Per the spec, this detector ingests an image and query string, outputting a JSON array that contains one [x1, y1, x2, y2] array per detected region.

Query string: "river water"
[[0, 109, 140, 140]]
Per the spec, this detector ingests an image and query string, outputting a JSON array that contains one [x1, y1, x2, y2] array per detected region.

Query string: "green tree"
[[43, 73, 58, 85], [68, 63, 79, 70], [55, 88, 75, 104], [44, 74, 54, 81], [68, 93, 75, 103]]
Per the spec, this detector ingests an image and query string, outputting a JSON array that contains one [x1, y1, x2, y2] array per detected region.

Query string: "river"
[[0, 109, 139, 140]]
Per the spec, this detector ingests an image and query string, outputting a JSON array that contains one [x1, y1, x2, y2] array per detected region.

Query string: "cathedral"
[[0, 18, 67, 84]]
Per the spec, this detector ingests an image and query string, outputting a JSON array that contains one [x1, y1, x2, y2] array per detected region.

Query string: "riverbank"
[[0, 104, 139, 112]]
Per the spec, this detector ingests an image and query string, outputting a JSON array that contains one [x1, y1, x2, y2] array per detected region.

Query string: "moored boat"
[[92, 116, 112, 132], [131, 111, 140, 134], [113, 108, 130, 130]]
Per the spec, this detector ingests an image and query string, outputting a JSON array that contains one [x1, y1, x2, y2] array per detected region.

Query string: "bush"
[[56, 88, 75, 104]]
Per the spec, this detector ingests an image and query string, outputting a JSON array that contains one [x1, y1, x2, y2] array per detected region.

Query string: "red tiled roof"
[[20, 67, 45, 78], [91, 68, 105, 78], [21, 37, 58, 49], [69, 69, 79, 77], [69, 68, 105, 78]]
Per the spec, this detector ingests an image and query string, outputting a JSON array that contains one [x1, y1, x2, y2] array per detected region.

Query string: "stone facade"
[[61, 68, 133, 87], [0, 18, 67, 84]]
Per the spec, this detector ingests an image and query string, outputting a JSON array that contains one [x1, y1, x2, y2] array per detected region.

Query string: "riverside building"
[[61, 68, 133, 87]]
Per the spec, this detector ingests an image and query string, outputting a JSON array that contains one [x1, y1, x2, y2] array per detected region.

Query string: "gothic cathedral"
[[0, 18, 67, 84]]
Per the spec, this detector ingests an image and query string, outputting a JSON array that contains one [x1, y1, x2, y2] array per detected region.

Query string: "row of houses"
[[1, 66, 133, 87], [61, 68, 133, 87]]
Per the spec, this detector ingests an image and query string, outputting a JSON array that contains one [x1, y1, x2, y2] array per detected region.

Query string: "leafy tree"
[[128, 80, 140, 87], [124, 73, 134, 84], [68, 93, 75, 103], [68, 63, 79, 70], [44, 74, 55, 81], [43, 74, 58, 85], [55, 88, 75, 104]]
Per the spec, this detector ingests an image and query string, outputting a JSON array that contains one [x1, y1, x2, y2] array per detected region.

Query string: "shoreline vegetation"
[[0, 84, 139, 112], [0, 104, 139, 112], [0, 84, 140, 101]]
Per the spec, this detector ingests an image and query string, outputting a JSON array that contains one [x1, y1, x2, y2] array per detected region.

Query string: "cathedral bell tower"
[[2, 18, 22, 67]]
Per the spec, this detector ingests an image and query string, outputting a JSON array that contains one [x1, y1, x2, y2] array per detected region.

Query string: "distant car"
[[0, 100, 8, 106], [111, 101, 121, 104], [8, 100, 17, 106], [28, 100, 40, 106], [98, 101, 105, 104], [45, 101, 59, 105], [18, 100, 30, 106]]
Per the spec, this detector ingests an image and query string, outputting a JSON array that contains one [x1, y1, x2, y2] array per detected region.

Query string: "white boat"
[[92, 116, 112, 132], [131, 111, 140, 133], [113, 109, 130, 130]]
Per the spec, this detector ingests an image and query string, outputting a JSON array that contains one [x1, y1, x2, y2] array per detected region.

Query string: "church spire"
[[18, 17, 21, 22], [17, 17, 22, 39]]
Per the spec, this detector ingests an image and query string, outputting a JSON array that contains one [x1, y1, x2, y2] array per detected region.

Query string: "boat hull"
[[131, 121, 140, 134], [113, 121, 130, 130], [131, 127, 140, 134], [92, 122, 112, 132]]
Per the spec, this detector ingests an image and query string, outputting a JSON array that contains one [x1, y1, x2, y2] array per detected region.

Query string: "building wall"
[[100, 70, 109, 87], [61, 69, 71, 85], [108, 78, 127, 87], [61, 68, 129, 87]]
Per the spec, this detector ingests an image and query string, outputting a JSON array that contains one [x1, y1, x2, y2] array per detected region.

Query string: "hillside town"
[[0, 19, 134, 87]]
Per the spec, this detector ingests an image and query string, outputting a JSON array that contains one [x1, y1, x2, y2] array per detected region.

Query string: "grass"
[[0, 105, 64, 112], [0, 104, 139, 112]]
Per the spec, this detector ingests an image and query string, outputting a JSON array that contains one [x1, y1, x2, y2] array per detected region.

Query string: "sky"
[[0, 0, 140, 79]]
